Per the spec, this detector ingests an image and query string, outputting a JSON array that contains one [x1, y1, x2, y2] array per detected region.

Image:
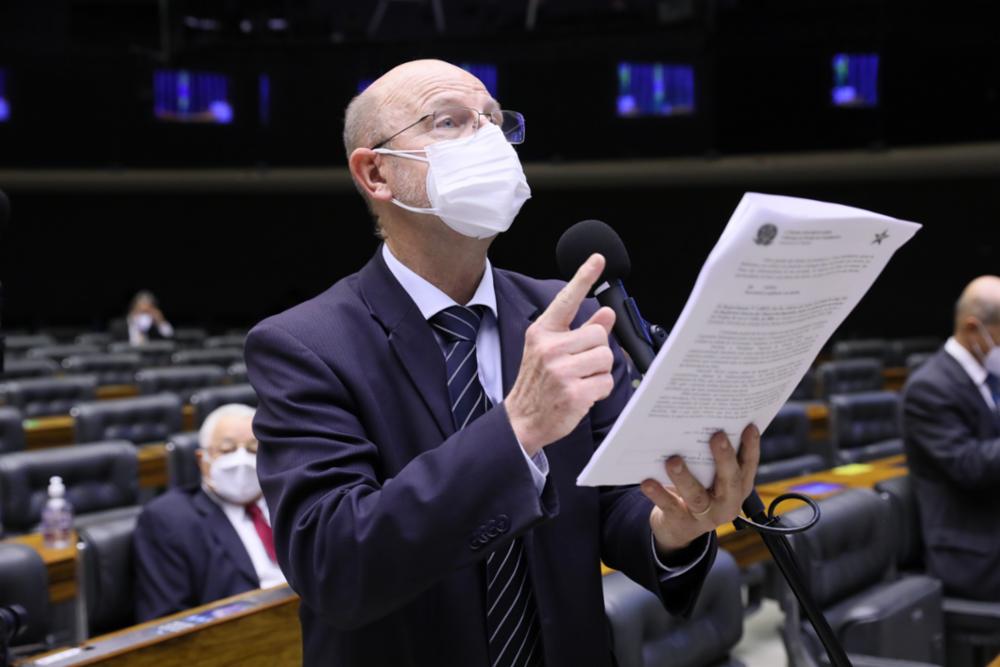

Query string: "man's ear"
[[349, 148, 393, 203]]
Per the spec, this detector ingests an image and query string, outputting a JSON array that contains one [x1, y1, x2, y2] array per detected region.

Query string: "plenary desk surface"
[[18, 585, 300, 667]]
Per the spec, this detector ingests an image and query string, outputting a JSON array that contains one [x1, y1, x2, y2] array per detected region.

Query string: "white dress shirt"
[[945, 337, 997, 410], [205, 487, 287, 589], [382, 244, 708, 574], [127, 315, 174, 345]]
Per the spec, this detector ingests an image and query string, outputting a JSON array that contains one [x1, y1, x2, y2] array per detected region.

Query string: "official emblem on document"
[[754, 223, 778, 246], [872, 230, 889, 245]]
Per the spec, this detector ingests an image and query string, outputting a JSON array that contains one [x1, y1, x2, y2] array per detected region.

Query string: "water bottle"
[[41, 476, 73, 549]]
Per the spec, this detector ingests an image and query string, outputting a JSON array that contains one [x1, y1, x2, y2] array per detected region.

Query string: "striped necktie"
[[429, 306, 544, 667]]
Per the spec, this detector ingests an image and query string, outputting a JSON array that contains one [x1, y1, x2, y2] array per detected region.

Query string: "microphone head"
[[556, 219, 631, 290]]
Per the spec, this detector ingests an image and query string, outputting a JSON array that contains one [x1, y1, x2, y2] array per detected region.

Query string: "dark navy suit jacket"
[[244, 248, 716, 666], [133, 486, 260, 621], [902, 348, 1000, 600]]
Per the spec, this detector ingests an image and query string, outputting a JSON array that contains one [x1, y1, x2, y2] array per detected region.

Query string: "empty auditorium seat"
[[74, 332, 112, 347], [887, 337, 942, 367], [4, 334, 56, 355], [172, 328, 208, 348], [829, 391, 904, 463], [780, 489, 944, 665], [135, 366, 226, 402], [172, 348, 243, 368], [875, 476, 1000, 667], [165, 432, 201, 488], [0, 406, 25, 454], [26, 344, 101, 363], [0, 358, 60, 380], [108, 341, 177, 367], [76, 506, 142, 637], [0, 441, 138, 535], [604, 549, 744, 667], [788, 368, 817, 402], [72, 394, 183, 445], [227, 361, 248, 384], [205, 334, 245, 349], [756, 403, 828, 483], [817, 359, 884, 399], [832, 339, 888, 362], [62, 353, 141, 386], [190, 384, 257, 426], [0, 543, 52, 654], [0, 375, 98, 418]]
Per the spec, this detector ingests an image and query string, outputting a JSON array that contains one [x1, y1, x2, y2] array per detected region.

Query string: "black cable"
[[733, 491, 822, 535]]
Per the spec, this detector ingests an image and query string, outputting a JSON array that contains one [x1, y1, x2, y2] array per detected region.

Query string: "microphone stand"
[[637, 316, 852, 667]]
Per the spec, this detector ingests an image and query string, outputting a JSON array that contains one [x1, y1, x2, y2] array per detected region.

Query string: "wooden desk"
[[804, 403, 828, 441], [882, 366, 908, 392], [717, 454, 908, 568], [18, 586, 300, 667], [4, 531, 78, 604], [24, 405, 195, 451]]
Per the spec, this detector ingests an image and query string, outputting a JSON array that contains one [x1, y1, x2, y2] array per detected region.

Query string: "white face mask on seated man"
[[209, 447, 261, 505], [198, 404, 262, 505]]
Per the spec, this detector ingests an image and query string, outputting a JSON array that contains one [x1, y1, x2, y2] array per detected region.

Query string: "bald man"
[[902, 275, 1000, 601], [245, 59, 760, 666]]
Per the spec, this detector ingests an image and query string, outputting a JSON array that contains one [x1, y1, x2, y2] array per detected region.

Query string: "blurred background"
[[0, 0, 998, 336]]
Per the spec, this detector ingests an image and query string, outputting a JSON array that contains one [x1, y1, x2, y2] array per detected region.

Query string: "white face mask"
[[975, 321, 1000, 376], [208, 447, 261, 505], [374, 123, 531, 239], [133, 313, 153, 330]]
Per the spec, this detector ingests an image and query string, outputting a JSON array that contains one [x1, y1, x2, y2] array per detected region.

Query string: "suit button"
[[496, 514, 510, 532]]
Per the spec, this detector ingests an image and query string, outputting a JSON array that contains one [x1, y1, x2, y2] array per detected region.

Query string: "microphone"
[[556, 219, 657, 373]]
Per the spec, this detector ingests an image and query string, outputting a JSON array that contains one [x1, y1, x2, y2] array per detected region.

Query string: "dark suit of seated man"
[[244, 59, 761, 667], [902, 275, 1000, 601], [134, 404, 286, 621]]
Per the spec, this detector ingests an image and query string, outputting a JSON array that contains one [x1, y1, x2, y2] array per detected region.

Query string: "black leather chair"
[[135, 366, 226, 403], [72, 394, 183, 445], [74, 332, 112, 347], [165, 432, 201, 488], [205, 335, 245, 349], [828, 391, 904, 463], [190, 384, 258, 426], [887, 338, 942, 367], [76, 506, 142, 637], [0, 441, 138, 535], [875, 476, 1000, 667], [4, 334, 56, 355], [789, 368, 818, 402], [604, 549, 744, 667], [62, 353, 141, 386], [227, 362, 248, 384], [0, 358, 60, 380], [0, 375, 98, 418], [0, 543, 52, 653], [172, 328, 208, 348], [817, 359, 884, 399], [172, 348, 244, 368], [780, 489, 944, 666], [0, 406, 25, 454], [756, 403, 828, 483], [108, 341, 177, 367], [25, 344, 102, 363], [832, 339, 888, 363]]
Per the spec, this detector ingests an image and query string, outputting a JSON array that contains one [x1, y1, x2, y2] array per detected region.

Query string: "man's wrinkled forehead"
[[372, 61, 497, 122]]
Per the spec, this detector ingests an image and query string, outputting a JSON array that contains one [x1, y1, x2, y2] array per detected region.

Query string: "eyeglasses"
[[371, 106, 525, 149]]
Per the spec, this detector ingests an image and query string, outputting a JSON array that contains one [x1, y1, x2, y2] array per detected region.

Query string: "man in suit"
[[902, 275, 1000, 601], [244, 59, 760, 666], [133, 404, 286, 621]]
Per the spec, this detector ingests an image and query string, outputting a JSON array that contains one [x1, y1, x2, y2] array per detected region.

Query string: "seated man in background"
[[110, 290, 174, 343], [902, 275, 1000, 601], [134, 404, 285, 621]]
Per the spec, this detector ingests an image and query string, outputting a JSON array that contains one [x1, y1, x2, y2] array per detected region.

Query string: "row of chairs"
[[5, 330, 246, 352], [789, 357, 928, 402], [830, 337, 941, 366], [0, 364, 247, 422], [3, 347, 245, 384]]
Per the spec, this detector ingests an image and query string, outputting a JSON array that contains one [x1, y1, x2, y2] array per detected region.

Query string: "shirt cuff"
[[650, 532, 712, 577], [514, 437, 549, 495]]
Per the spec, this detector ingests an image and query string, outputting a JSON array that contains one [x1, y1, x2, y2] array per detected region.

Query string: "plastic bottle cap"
[[48, 475, 65, 498]]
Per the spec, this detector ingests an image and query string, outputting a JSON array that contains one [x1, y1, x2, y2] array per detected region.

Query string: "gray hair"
[[343, 91, 386, 240], [198, 403, 257, 450]]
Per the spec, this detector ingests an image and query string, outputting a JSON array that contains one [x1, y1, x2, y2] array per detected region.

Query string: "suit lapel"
[[193, 489, 259, 587], [358, 247, 455, 438], [492, 270, 541, 396], [937, 351, 1000, 433]]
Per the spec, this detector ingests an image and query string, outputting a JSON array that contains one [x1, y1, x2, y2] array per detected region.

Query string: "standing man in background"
[[245, 59, 760, 666], [902, 275, 1000, 601]]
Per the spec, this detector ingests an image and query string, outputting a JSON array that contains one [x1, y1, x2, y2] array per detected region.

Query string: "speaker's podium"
[[18, 586, 300, 666]]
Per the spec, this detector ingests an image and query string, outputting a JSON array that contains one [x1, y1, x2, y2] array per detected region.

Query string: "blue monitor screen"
[[258, 73, 270, 127], [458, 63, 498, 97], [832, 53, 879, 108], [154, 69, 234, 124], [0, 69, 9, 123], [617, 62, 695, 117], [357, 78, 374, 94]]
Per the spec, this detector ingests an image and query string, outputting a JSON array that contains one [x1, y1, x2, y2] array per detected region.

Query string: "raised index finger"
[[537, 253, 605, 331]]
